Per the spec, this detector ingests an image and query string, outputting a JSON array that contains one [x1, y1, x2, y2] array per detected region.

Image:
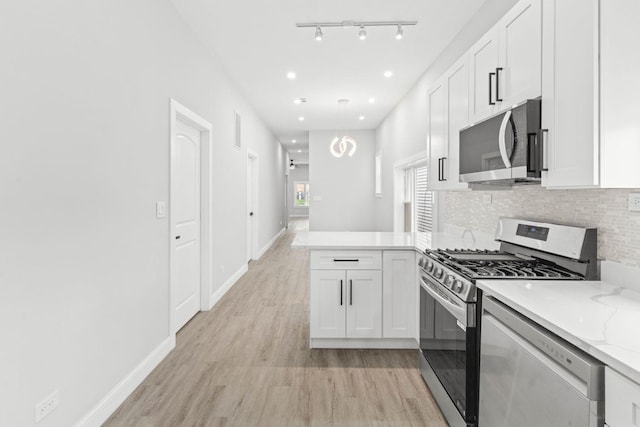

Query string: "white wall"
[[288, 165, 310, 218], [0, 1, 284, 426], [309, 130, 376, 231], [374, 0, 519, 231]]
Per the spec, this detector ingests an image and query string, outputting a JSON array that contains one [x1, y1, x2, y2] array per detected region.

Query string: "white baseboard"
[[75, 335, 175, 427], [255, 227, 285, 260], [208, 263, 248, 309], [310, 338, 417, 349]]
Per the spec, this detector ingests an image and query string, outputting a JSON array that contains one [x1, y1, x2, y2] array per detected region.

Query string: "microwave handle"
[[498, 110, 512, 169]]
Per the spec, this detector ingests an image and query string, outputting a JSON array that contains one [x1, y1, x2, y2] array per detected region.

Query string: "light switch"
[[629, 193, 640, 212], [156, 201, 167, 218]]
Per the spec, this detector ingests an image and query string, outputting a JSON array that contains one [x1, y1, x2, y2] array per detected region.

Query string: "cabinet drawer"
[[310, 250, 382, 270], [606, 367, 640, 427]]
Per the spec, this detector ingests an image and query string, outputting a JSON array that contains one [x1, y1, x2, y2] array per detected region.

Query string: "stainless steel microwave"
[[459, 99, 543, 185]]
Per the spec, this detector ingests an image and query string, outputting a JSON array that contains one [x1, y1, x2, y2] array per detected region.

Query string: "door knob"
[[249, 212, 254, 216], [175, 235, 181, 240]]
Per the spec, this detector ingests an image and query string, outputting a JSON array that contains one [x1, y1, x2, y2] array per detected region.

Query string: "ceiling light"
[[298, 116, 305, 121], [286, 71, 296, 80], [359, 115, 365, 121], [358, 26, 367, 40], [395, 25, 403, 40], [315, 26, 323, 41], [294, 98, 301, 104], [298, 149, 302, 153], [292, 139, 297, 143], [384, 70, 393, 78], [368, 97, 376, 104]]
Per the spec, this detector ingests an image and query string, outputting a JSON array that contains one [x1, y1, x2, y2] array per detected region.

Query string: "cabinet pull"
[[340, 280, 343, 306], [540, 129, 549, 171], [489, 72, 496, 105], [349, 279, 353, 305], [441, 157, 447, 181], [495, 67, 503, 102], [438, 158, 444, 181], [333, 258, 359, 262]]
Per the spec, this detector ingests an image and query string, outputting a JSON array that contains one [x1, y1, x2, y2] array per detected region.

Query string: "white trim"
[[255, 227, 285, 260], [289, 214, 309, 218], [310, 338, 417, 349], [247, 148, 259, 261], [392, 153, 428, 232], [207, 263, 249, 309], [74, 336, 175, 427], [393, 152, 427, 169], [169, 99, 214, 333]]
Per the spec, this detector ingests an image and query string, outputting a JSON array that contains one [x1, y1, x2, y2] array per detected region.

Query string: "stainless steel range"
[[418, 217, 598, 427]]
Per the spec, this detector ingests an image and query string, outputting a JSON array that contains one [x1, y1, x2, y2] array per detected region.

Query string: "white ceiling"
[[170, 0, 486, 153]]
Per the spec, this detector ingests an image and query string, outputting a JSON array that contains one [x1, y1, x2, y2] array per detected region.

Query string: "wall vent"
[[234, 111, 241, 149]]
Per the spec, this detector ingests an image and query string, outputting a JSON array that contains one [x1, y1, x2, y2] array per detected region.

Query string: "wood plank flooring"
[[104, 220, 448, 426]]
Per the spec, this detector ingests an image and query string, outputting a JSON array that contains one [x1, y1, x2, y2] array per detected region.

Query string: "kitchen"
[[2, 0, 640, 426]]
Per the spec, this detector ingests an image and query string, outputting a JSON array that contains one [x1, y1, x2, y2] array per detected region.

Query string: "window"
[[413, 165, 433, 232], [294, 181, 310, 207]]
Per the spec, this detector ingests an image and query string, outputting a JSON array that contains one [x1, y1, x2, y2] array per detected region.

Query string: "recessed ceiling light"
[[368, 97, 376, 104], [292, 139, 297, 143], [384, 70, 393, 78], [287, 71, 296, 80], [359, 115, 365, 121], [293, 97, 307, 104], [298, 149, 302, 153], [298, 116, 305, 121]]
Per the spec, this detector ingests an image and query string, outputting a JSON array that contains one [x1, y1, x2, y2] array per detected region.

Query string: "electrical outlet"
[[629, 193, 640, 212], [35, 390, 59, 422]]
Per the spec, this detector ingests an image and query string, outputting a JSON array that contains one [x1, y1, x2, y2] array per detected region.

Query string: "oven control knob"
[[453, 280, 464, 293], [435, 268, 443, 279], [418, 257, 425, 268], [426, 260, 434, 273]]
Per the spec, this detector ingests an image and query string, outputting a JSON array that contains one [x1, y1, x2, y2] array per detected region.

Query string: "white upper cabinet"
[[497, 0, 542, 107], [469, 28, 500, 122], [542, 0, 640, 188], [469, 0, 542, 123], [427, 56, 470, 191]]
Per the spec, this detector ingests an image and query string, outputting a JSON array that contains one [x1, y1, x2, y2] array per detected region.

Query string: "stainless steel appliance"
[[418, 217, 597, 427], [459, 99, 543, 185], [479, 296, 604, 427]]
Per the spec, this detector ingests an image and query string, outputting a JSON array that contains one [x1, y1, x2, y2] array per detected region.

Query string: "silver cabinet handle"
[[498, 110, 512, 169]]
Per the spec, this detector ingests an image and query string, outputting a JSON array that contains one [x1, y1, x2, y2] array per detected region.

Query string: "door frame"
[[169, 99, 213, 335], [246, 148, 259, 261]]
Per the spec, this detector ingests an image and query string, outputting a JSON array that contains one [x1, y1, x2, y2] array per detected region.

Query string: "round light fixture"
[[286, 71, 296, 80], [368, 97, 376, 104], [383, 70, 393, 78], [298, 116, 305, 121], [292, 139, 297, 143], [359, 115, 365, 121]]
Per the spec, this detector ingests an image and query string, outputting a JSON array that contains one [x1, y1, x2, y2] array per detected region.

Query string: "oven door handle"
[[420, 275, 468, 327]]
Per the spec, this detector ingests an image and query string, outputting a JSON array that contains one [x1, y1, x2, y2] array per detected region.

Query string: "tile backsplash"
[[444, 186, 640, 268]]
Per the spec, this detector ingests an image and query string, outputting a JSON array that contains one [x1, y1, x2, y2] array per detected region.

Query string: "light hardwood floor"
[[104, 220, 447, 427]]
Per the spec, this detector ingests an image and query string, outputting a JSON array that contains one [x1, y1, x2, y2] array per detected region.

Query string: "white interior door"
[[171, 119, 201, 332], [246, 155, 255, 261]]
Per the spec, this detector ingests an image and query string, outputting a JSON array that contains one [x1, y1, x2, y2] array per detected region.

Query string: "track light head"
[[315, 26, 323, 41], [358, 26, 367, 40], [395, 25, 403, 40]]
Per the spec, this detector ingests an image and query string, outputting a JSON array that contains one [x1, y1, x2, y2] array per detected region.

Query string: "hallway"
[[105, 220, 446, 426]]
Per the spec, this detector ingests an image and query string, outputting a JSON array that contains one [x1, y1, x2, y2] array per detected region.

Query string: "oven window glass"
[[420, 284, 470, 418]]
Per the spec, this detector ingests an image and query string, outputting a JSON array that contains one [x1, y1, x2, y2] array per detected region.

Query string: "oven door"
[[419, 273, 478, 426]]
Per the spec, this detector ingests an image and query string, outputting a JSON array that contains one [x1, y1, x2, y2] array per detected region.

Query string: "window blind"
[[414, 165, 433, 232]]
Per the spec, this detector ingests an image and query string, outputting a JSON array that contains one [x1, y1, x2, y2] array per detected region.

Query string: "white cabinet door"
[[382, 251, 416, 338], [310, 270, 346, 338], [497, 0, 541, 107], [346, 270, 382, 339], [444, 56, 471, 190], [427, 79, 446, 190], [469, 27, 500, 122], [605, 367, 640, 427], [541, 0, 599, 188]]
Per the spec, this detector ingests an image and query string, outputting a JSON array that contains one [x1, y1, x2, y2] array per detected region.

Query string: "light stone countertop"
[[478, 278, 640, 384], [291, 229, 500, 252]]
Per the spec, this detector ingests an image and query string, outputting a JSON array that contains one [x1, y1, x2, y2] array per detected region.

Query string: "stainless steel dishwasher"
[[479, 295, 604, 427]]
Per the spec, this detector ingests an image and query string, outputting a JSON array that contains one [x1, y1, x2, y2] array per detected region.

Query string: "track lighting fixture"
[[395, 25, 403, 40], [358, 26, 367, 40], [296, 20, 417, 41]]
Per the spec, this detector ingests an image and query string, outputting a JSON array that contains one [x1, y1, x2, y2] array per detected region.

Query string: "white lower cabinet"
[[310, 269, 381, 339], [605, 367, 640, 427], [310, 250, 417, 348]]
